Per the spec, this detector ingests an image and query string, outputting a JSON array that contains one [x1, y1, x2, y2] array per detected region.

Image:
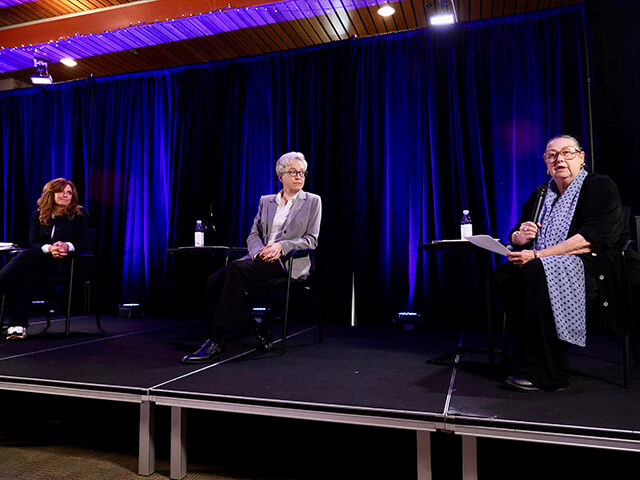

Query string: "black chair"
[[0, 232, 101, 336], [619, 212, 640, 385], [245, 249, 322, 354], [498, 209, 640, 388], [607, 207, 640, 387]]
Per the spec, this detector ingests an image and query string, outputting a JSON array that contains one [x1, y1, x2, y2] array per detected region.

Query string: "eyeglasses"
[[543, 147, 582, 164], [283, 170, 307, 178]]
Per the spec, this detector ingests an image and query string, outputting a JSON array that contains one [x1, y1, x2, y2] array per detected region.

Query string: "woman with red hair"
[[0, 178, 90, 340]]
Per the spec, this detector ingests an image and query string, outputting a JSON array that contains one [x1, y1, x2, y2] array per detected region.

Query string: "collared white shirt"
[[267, 190, 300, 245]]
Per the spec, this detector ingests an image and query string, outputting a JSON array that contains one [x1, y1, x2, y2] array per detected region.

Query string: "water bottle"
[[194, 220, 205, 247], [460, 210, 473, 239]]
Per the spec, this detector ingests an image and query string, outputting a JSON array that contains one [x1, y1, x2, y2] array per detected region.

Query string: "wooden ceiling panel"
[[410, 0, 428, 29], [0, 0, 137, 27], [0, 0, 583, 88]]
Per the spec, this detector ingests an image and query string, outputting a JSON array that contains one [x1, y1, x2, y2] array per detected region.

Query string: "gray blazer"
[[247, 190, 322, 279]]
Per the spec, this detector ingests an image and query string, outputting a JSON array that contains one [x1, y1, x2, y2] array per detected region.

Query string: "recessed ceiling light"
[[60, 58, 77, 67], [377, 5, 395, 17]]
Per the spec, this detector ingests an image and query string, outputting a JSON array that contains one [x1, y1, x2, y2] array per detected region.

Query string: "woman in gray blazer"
[[182, 152, 321, 363]]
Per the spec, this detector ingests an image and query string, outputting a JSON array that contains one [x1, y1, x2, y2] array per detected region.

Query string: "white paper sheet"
[[466, 235, 510, 256]]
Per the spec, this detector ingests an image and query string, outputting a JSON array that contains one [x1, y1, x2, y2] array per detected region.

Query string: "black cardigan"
[[510, 173, 631, 335], [29, 208, 91, 253]]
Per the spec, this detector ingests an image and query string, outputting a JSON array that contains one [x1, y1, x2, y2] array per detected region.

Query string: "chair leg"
[[623, 333, 631, 389], [280, 261, 294, 355], [0, 294, 5, 329], [316, 298, 323, 344], [89, 280, 102, 331], [308, 287, 322, 344], [502, 312, 509, 362], [65, 257, 75, 336], [631, 314, 640, 367]]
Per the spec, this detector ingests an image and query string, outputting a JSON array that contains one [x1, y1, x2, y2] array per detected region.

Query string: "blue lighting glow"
[[0, 0, 402, 74], [0, 0, 36, 6]]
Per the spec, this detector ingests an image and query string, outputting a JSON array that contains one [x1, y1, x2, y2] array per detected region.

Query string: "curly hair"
[[36, 178, 84, 225]]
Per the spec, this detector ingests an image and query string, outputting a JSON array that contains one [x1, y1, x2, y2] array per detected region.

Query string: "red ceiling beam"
[[0, 0, 276, 49]]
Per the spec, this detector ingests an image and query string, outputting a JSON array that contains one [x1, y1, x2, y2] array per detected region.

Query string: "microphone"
[[531, 184, 548, 224]]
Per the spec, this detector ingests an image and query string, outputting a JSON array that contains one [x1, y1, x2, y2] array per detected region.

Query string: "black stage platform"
[[0, 315, 639, 479]]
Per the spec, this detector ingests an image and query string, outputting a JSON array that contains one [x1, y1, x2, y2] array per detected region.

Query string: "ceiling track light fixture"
[[427, 0, 458, 26], [31, 58, 53, 85]]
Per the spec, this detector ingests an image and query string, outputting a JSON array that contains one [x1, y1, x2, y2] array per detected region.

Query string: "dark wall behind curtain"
[[0, 5, 608, 325]]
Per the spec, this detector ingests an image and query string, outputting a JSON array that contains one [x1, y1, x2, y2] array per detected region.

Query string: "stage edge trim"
[[448, 424, 640, 452], [151, 395, 444, 432], [0, 380, 145, 403]]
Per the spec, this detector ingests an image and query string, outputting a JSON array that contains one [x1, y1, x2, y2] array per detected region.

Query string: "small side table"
[[422, 240, 505, 365], [166, 246, 249, 345]]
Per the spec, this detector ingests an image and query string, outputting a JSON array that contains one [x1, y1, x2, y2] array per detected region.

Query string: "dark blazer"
[[29, 208, 91, 254], [247, 190, 322, 279]]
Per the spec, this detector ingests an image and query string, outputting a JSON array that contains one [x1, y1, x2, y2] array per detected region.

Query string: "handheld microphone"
[[531, 184, 548, 224]]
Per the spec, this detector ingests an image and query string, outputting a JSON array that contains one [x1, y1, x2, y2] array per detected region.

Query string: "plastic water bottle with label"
[[194, 220, 205, 247], [460, 210, 473, 239]]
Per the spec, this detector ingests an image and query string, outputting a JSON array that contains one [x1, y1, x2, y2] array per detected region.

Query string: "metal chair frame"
[[0, 249, 101, 336], [229, 248, 321, 355]]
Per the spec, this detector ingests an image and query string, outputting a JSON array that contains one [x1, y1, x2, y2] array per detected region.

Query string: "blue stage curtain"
[[0, 81, 93, 244], [584, 0, 640, 213], [0, 6, 590, 324], [348, 8, 587, 320]]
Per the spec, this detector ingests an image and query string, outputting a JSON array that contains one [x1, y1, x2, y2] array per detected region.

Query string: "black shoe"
[[181, 339, 225, 364], [252, 320, 273, 352], [504, 375, 542, 392]]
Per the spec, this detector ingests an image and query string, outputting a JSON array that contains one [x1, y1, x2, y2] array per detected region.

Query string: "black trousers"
[[206, 257, 286, 337], [0, 250, 69, 327], [494, 259, 571, 389]]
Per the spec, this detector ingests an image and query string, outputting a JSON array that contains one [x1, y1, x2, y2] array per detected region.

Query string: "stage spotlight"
[[30, 58, 52, 85], [430, 13, 455, 25], [60, 57, 77, 67], [393, 311, 422, 330], [377, 4, 396, 17], [251, 306, 271, 324], [119, 303, 143, 318]]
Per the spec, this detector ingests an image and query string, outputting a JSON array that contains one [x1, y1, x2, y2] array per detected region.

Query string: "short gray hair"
[[275, 152, 308, 175], [547, 134, 582, 151]]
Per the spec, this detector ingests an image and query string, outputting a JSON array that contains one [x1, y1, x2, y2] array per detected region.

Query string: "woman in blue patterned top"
[[496, 135, 629, 392]]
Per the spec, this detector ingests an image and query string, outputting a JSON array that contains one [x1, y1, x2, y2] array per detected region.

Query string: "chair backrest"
[[635, 215, 640, 254], [622, 205, 631, 230]]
